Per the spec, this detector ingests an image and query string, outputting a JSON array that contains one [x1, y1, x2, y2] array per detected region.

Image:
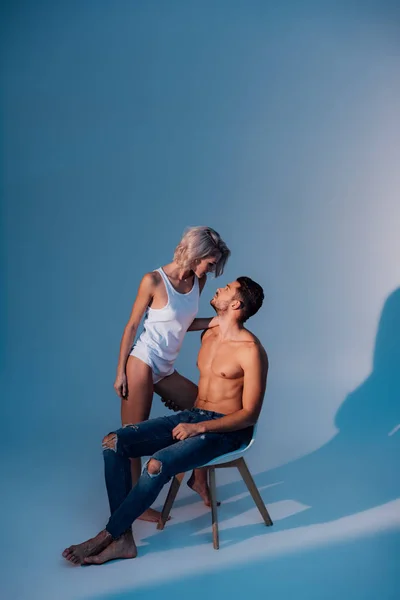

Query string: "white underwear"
[[129, 340, 175, 384]]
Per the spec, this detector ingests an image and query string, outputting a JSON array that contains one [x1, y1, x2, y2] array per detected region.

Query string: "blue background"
[[1, 1, 399, 599]]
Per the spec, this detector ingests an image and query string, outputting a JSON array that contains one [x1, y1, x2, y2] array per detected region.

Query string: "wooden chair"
[[157, 426, 273, 549]]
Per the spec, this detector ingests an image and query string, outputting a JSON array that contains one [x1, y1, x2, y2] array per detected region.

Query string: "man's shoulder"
[[201, 326, 219, 342], [238, 328, 264, 349], [237, 330, 269, 366]]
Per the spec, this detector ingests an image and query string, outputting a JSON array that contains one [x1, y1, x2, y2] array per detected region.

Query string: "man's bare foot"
[[138, 507, 170, 523], [84, 531, 137, 565], [62, 530, 112, 565], [187, 472, 220, 507]]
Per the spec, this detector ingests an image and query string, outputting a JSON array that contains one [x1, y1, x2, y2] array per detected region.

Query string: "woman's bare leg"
[[122, 356, 161, 522], [154, 370, 198, 410], [154, 371, 212, 506]]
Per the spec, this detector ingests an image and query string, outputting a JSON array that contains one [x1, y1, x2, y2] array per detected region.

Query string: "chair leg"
[[209, 467, 220, 549], [157, 473, 185, 530], [236, 458, 273, 526]]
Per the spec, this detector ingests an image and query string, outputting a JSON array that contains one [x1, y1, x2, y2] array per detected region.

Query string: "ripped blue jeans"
[[102, 408, 252, 538]]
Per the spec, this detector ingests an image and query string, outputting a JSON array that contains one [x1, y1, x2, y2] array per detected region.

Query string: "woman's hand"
[[160, 397, 181, 412], [114, 372, 128, 400], [208, 316, 220, 328]]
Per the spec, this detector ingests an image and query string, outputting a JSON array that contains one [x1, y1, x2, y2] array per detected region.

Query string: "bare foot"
[[84, 531, 137, 565], [138, 507, 170, 523], [187, 472, 220, 507], [62, 530, 112, 565]]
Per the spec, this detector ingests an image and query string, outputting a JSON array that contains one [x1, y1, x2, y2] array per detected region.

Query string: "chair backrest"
[[243, 422, 257, 452]]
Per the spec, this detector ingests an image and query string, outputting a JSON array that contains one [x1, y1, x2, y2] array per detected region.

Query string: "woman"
[[113, 226, 231, 521]]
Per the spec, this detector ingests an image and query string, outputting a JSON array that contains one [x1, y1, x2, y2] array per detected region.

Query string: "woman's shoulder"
[[140, 270, 163, 290]]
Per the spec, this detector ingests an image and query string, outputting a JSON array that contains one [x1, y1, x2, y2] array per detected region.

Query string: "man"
[[63, 276, 268, 565]]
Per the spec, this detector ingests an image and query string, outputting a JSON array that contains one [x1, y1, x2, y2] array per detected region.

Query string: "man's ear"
[[231, 299, 242, 311]]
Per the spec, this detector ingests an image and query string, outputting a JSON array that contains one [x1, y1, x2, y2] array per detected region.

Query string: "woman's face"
[[193, 255, 219, 278]]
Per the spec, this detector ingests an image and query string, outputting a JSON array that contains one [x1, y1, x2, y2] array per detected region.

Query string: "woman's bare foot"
[[84, 531, 137, 565], [62, 530, 112, 565], [187, 470, 220, 507], [138, 507, 171, 523]]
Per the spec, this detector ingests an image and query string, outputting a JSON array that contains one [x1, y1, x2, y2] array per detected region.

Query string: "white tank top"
[[137, 267, 200, 362]]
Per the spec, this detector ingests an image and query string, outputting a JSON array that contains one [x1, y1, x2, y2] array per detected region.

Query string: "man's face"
[[210, 280, 241, 313]]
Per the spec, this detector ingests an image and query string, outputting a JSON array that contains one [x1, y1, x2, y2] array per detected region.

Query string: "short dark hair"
[[235, 277, 264, 322]]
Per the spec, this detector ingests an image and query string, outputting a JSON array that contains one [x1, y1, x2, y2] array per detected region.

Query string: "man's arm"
[[172, 344, 268, 440]]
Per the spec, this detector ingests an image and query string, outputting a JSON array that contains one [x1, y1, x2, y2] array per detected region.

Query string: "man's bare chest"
[[198, 338, 243, 380]]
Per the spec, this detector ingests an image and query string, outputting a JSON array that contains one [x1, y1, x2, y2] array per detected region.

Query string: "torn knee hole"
[[102, 433, 117, 451], [147, 459, 162, 476]]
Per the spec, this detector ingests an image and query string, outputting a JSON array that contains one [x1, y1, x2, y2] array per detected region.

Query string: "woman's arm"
[[187, 317, 219, 331], [114, 273, 156, 398]]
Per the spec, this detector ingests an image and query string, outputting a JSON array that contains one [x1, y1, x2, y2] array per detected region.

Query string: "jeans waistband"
[[191, 407, 226, 418]]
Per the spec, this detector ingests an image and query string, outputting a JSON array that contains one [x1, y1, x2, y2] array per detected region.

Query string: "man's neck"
[[216, 315, 243, 340]]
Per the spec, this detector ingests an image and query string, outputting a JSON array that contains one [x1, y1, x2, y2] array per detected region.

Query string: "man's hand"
[[172, 422, 204, 441]]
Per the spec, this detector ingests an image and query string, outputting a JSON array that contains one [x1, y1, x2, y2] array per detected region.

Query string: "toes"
[[69, 550, 84, 564], [65, 554, 80, 565], [70, 555, 80, 564], [64, 553, 77, 563]]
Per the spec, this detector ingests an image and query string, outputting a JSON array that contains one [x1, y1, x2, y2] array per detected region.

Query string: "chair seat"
[[201, 438, 255, 467]]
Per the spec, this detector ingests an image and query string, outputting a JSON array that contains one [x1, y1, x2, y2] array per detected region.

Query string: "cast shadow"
[[93, 529, 400, 600], [138, 287, 400, 553]]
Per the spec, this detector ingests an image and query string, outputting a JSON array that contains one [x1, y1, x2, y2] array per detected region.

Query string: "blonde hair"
[[173, 226, 231, 277]]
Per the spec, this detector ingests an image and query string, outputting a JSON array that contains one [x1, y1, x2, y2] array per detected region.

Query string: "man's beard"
[[210, 297, 229, 315]]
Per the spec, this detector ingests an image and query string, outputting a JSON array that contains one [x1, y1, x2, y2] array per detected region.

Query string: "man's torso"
[[194, 326, 268, 415]]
